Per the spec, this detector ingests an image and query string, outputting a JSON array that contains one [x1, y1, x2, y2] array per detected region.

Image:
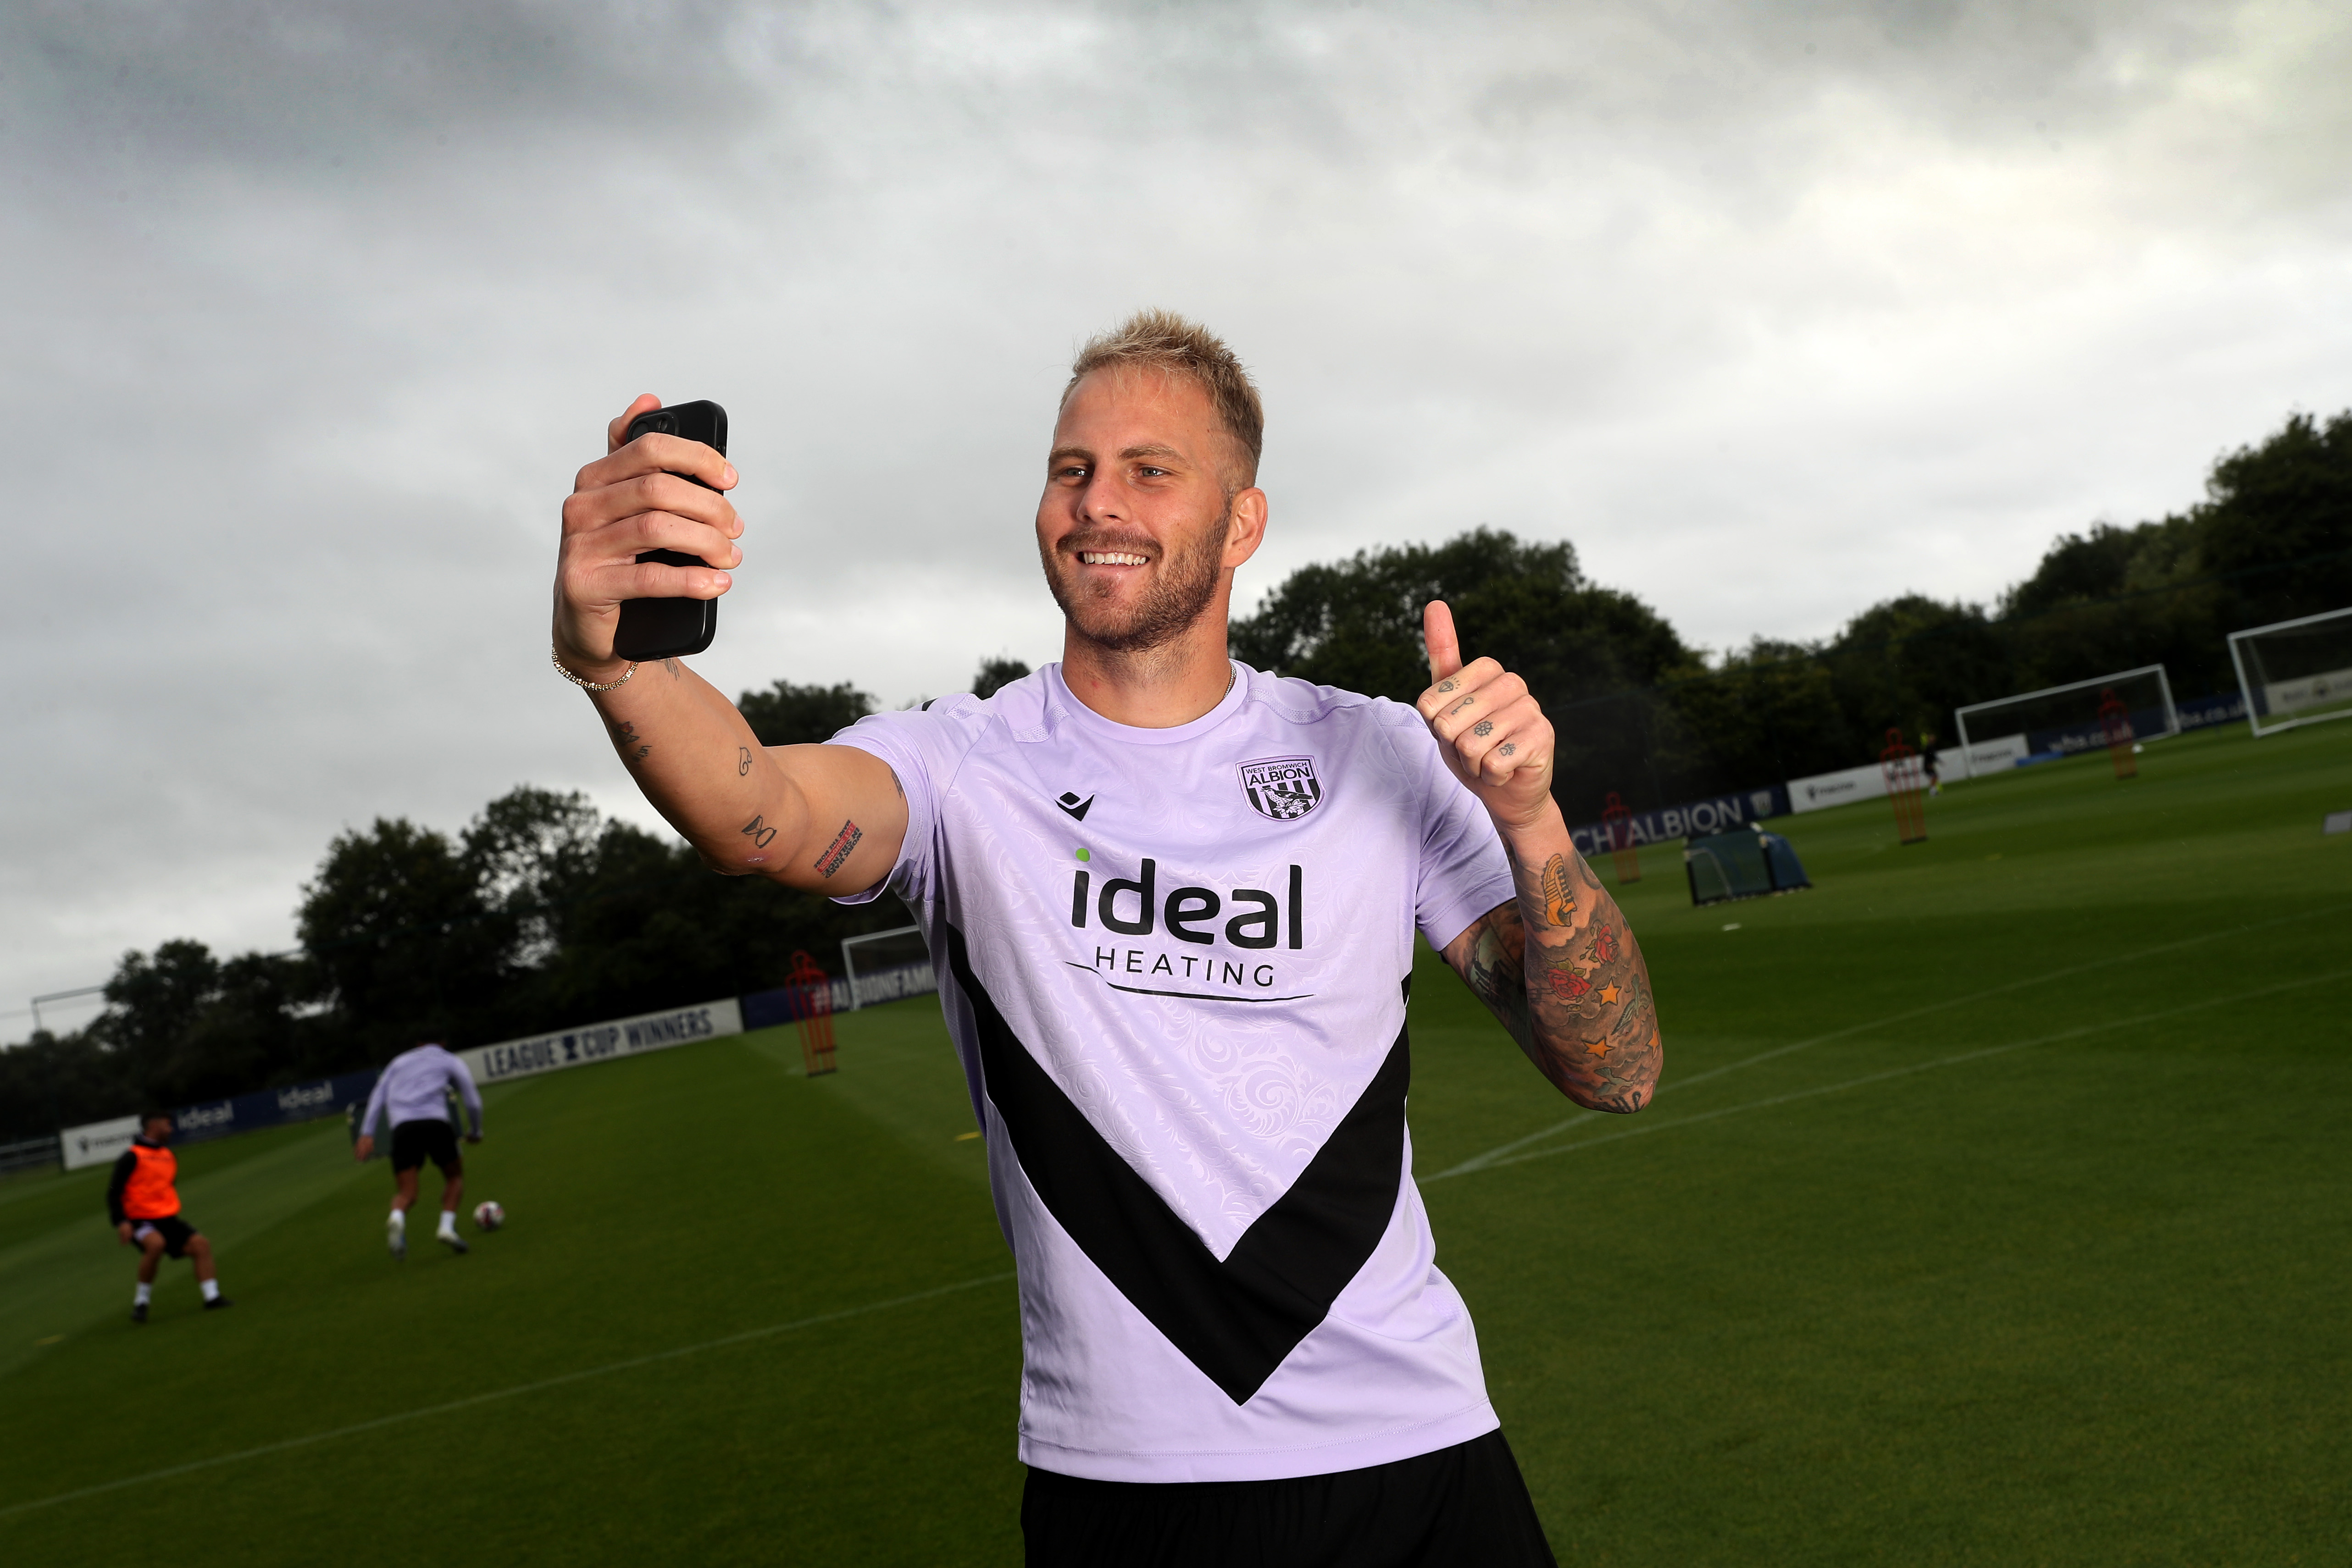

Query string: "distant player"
[[354, 1042, 483, 1259], [107, 1110, 232, 1323]]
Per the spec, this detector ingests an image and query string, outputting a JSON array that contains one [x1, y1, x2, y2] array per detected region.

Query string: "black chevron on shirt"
[[945, 923, 1409, 1405]]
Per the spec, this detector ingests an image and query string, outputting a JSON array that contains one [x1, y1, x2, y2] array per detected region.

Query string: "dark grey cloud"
[[6, 0, 2350, 1031]]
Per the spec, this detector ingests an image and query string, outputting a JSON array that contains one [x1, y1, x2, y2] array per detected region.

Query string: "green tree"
[[738, 680, 875, 747], [1664, 640, 1856, 787], [1232, 528, 1700, 814], [2198, 410, 2352, 630], [1824, 595, 2014, 753], [63, 942, 322, 1110], [1996, 515, 2224, 695], [296, 818, 511, 1056], [463, 786, 605, 966], [158, 951, 314, 1102], [2002, 523, 2163, 618], [972, 657, 1031, 698], [1231, 527, 1692, 699], [0, 1029, 133, 1141], [91, 939, 221, 1085], [448, 785, 912, 1030]]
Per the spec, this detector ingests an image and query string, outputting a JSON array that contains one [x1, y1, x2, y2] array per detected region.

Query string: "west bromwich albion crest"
[[1238, 756, 1324, 821]]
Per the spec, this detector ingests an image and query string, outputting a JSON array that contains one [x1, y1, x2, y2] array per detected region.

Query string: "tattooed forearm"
[[1459, 903, 1533, 1054], [603, 716, 652, 764], [812, 819, 862, 878], [1451, 845, 1662, 1113], [1540, 855, 1576, 926]]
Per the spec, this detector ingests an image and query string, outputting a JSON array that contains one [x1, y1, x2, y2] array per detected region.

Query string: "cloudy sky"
[[7, 0, 2350, 1035]]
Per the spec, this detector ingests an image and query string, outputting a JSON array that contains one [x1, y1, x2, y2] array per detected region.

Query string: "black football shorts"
[[1021, 1428, 1557, 1567], [389, 1118, 462, 1175], [132, 1214, 198, 1259]]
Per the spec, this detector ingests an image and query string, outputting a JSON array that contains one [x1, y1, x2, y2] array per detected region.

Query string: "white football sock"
[[437, 1209, 459, 1237], [200, 1279, 221, 1302], [388, 1208, 406, 1231], [134, 1283, 153, 1307]]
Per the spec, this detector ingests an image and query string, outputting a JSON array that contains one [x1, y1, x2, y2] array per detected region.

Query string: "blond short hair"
[[1064, 309, 1265, 489]]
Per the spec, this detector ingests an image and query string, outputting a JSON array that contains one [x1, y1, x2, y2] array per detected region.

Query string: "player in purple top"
[[355, 1043, 483, 1259], [548, 311, 1661, 1565]]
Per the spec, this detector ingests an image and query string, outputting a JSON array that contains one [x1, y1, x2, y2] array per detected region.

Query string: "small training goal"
[[1685, 825, 1812, 907], [2228, 605, 2352, 737]]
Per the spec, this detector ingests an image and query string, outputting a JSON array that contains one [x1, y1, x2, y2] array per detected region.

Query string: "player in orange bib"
[[106, 1110, 232, 1324]]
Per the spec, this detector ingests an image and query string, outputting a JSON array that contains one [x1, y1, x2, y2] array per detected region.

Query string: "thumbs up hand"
[[1415, 600, 1559, 833]]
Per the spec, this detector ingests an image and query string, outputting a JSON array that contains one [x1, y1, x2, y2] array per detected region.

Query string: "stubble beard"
[[1042, 504, 1232, 656]]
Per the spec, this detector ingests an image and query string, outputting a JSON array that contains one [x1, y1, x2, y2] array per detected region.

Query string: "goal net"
[[1684, 826, 1811, 907], [2228, 605, 2352, 737], [839, 925, 936, 1010], [1952, 664, 2178, 776]]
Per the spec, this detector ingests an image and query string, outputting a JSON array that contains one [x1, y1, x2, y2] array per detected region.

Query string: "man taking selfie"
[[549, 311, 1662, 1566]]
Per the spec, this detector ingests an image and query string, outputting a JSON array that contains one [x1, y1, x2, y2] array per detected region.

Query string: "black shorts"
[[389, 1119, 461, 1175], [131, 1215, 198, 1259], [1021, 1428, 1556, 1568]]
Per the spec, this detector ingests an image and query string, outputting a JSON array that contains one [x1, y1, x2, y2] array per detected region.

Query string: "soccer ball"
[[472, 1201, 505, 1232]]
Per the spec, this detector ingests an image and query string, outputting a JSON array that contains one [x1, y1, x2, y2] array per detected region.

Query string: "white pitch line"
[[1430, 898, 2352, 1180], [0, 1270, 1015, 1523], [1425, 965, 2352, 1182]]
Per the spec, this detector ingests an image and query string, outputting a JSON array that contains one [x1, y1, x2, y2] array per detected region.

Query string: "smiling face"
[[1036, 367, 1266, 656]]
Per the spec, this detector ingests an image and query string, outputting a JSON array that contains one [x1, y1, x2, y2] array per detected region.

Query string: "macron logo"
[[1056, 791, 1095, 822]]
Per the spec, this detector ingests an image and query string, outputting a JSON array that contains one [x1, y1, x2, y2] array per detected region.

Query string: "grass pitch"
[[3, 720, 2347, 1564]]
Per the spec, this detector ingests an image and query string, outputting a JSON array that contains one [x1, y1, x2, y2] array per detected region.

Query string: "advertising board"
[[465, 997, 744, 1086], [1567, 785, 1791, 856], [60, 1114, 143, 1172], [1786, 762, 1888, 814], [1953, 733, 2028, 776], [2264, 665, 2352, 717]]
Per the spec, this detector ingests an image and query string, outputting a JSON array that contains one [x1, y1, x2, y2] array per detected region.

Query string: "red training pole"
[[786, 949, 838, 1076], [1880, 729, 1928, 845], [1601, 792, 1641, 884], [2098, 687, 2138, 780]]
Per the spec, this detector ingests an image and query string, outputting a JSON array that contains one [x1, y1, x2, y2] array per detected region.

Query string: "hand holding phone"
[[612, 399, 730, 662]]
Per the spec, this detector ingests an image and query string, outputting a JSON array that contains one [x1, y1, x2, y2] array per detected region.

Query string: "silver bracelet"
[[552, 645, 635, 693]]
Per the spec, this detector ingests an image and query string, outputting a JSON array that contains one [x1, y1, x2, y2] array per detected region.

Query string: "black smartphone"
[[612, 399, 730, 662]]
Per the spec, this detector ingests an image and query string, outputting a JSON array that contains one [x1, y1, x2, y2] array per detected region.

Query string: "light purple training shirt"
[[832, 661, 1517, 1484], [360, 1044, 483, 1137]]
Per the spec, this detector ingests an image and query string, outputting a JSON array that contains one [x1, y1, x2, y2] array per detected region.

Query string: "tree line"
[[1231, 408, 2351, 818], [8, 406, 2347, 1138], [0, 662, 1029, 1140]]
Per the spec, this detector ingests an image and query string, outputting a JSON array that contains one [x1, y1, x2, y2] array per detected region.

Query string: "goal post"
[[1953, 664, 2178, 777], [839, 924, 936, 1010], [2227, 605, 2352, 737]]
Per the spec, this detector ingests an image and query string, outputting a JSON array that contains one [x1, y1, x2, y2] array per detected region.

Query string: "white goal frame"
[[839, 924, 933, 1011], [1953, 663, 2178, 778], [2227, 605, 2352, 738]]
